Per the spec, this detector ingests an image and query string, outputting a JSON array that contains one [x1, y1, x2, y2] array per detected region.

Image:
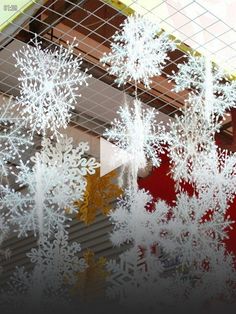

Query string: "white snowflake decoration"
[[170, 54, 236, 119], [104, 99, 165, 187], [106, 247, 170, 309], [27, 231, 86, 289], [0, 97, 32, 178], [0, 231, 86, 312], [162, 192, 234, 266], [193, 148, 236, 213], [167, 106, 218, 183], [0, 136, 99, 237], [109, 188, 171, 251], [101, 14, 175, 88], [13, 37, 91, 139]]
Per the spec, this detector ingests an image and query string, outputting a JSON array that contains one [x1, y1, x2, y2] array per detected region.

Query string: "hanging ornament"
[[106, 247, 169, 309], [101, 14, 176, 88], [0, 231, 86, 312], [104, 99, 166, 189], [109, 188, 168, 249], [13, 37, 91, 139], [27, 231, 87, 289], [170, 53, 236, 120], [193, 148, 236, 213], [167, 106, 219, 184], [75, 169, 122, 225]]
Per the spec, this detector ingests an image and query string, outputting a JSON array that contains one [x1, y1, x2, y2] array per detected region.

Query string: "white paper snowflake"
[[104, 99, 165, 187], [170, 54, 236, 119], [27, 231, 87, 289], [106, 247, 170, 309], [193, 148, 236, 213], [0, 97, 32, 178], [101, 14, 175, 88], [0, 231, 86, 312], [163, 192, 234, 265], [0, 136, 99, 237], [13, 37, 91, 139], [167, 106, 218, 183], [109, 188, 170, 249]]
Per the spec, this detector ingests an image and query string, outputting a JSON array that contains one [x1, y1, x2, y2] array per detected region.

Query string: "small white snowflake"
[[104, 99, 165, 187], [109, 188, 170, 249], [170, 54, 236, 119], [13, 37, 91, 139], [0, 97, 32, 177], [0, 136, 99, 237], [193, 148, 236, 213], [101, 14, 175, 88], [106, 247, 169, 309], [167, 106, 218, 183], [27, 231, 87, 289]]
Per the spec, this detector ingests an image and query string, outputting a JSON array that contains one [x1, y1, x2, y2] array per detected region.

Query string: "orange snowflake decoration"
[[75, 169, 122, 224]]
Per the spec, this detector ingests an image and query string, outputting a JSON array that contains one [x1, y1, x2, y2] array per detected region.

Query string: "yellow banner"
[[0, 0, 38, 32]]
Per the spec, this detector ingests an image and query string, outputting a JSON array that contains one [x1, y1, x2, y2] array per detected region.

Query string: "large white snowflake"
[[13, 37, 91, 139], [0, 136, 99, 237], [193, 148, 236, 213], [104, 99, 165, 187], [0, 97, 32, 178], [101, 14, 175, 88], [167, 106, 218, 183], [170, 54, 236, 119]]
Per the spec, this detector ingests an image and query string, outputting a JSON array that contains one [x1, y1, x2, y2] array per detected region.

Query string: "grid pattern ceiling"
[[121, 0, 236, 74], [0, 0, 235, 138]]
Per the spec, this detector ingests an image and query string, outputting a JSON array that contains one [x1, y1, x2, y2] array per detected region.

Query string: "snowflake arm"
[[0, 97, 32, 177]]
